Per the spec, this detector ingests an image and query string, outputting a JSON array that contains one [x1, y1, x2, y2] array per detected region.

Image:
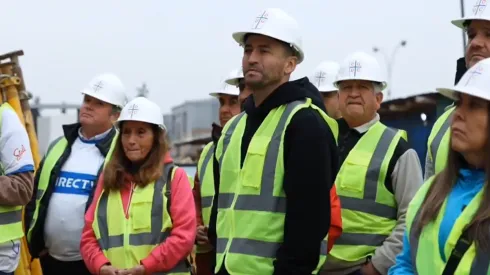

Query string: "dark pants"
[[40, 254, 91, 275], [0, 272, 14, 275]]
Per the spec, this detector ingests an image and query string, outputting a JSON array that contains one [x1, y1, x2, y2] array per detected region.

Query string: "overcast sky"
[[2, 0, 470, 114]]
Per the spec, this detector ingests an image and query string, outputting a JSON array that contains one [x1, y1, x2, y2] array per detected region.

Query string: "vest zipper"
[[126, 181, 135, 218]]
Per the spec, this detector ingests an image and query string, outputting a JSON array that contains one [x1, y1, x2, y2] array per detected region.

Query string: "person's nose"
[[246, 49, 260, 67], [127, 134, 138, 146], [468, 33, 485, 52], [349, 88, 361, 97], [220, 104, 231, 114], [83, 101, 94, 111]]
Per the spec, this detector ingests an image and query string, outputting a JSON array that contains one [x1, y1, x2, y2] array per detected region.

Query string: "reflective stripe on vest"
[[198, 142, 215, 225], [406, 177, 490, 274], [330, 122, 403, 262], [93, 164, 190, 274], [214, 98, 338, 274], [428, 107, 454, 175], [0, 103, 25, 243]]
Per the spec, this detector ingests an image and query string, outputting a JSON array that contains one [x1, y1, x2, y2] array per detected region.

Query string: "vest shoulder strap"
[[307, 100, 339, 143], [407, 176, 435, 234], [164, 163, 176, 220], [46, 135, 65, 156], [396, 128, 408, 141], [442, 228, 471, 275], [197, 142, 214, 172]]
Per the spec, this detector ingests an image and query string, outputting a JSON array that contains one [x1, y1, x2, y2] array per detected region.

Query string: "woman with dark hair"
[[389, 58, 490, 274], [80, 97, 196, 275]]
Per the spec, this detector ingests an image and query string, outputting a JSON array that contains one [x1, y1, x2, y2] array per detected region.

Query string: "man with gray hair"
[[321, 52, 423, 275]]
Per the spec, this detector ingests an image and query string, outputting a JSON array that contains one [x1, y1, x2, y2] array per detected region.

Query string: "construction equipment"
[[0, 50, 42, 275]]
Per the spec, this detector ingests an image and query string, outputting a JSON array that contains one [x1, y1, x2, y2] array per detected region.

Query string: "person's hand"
[[118, 265, 145, 275], [196, 225, 209, 245], [360, 262, 381, 275], [99, 264, 119, 275]]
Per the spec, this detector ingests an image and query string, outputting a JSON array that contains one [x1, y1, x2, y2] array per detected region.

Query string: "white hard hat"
[[334, 51, 387, 90], [117, 97, 165, 130], [210, 69, 241, 97], [452, 0, 490, 29], [232, 8, 304, 63], [310, 61, 340, 92], [81, 73, 127, 108], [209, 81, 240, 97], [224, 67, 244, 86], [437, 57, 490, 101]]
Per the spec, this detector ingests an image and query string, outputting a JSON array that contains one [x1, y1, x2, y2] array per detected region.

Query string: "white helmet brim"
[[232, 31, 304, 64]]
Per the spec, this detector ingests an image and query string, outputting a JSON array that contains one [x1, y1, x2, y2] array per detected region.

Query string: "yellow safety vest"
[[405, 177, 490, 274], [92, 164, 191, 274], [27, 132, 118, 242], [427, 106, 455, 175], [195, 142, 215, 254], [0, 103, 24, 244], [214, 98, 339, 274], [399, 129, 408, 141], [197, 142, 215, 227], [329, 121, 406, 262]]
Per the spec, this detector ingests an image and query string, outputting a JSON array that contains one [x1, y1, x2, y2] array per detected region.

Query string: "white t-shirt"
[[0, 107, 35, 273], [44, 128, 110, 262]]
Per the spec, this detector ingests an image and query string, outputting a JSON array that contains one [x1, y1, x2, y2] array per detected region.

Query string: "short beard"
[[245, 75, 280, 90], [246, 79, 267, 90]]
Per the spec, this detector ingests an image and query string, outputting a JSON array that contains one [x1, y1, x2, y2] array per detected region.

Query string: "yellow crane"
[[0, 50, 42, 275]]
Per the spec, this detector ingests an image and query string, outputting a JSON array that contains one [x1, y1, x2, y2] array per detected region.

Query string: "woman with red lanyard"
[[81, 97, 196, 275]]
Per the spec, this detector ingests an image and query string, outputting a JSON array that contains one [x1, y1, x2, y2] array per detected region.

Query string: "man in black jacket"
[[24, 73, 127, 275], [209, 8, 339, 275]]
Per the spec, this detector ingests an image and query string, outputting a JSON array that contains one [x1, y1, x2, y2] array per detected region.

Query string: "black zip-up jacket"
[[455, 57, 466, 84], [209, 77, 339, 275], [24, 123, 116, 258]]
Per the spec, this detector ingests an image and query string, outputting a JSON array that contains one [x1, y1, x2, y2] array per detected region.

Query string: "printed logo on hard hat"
[[92, 81, 104, 93], [349, 61, 362, 77], [128, 104, 139, 118], [252, 11, 269, 30], [464, 64, 484, 86], [315, 71, 326, 87], [473, 0, 487, 16]]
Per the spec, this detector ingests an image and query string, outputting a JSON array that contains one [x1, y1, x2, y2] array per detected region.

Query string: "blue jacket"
[[389, 168, 485, 274]]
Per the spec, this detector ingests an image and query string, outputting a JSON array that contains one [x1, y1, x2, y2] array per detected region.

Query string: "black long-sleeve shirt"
[[209, 77, 339, 275]]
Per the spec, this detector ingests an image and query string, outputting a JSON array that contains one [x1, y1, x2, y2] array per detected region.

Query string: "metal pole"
[[461, 0, 467, 55], [382, 51, 393, 98], [387, 42, 405, 98], [373, 40, 406, 99]]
